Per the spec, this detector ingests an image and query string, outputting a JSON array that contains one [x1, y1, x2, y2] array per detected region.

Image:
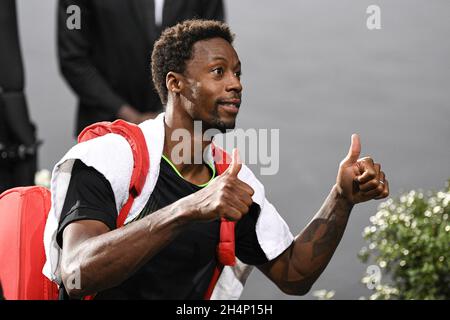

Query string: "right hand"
[[117, 105, 155, 124], [185, 148, 254, 222], [139, 111, 159, 122]]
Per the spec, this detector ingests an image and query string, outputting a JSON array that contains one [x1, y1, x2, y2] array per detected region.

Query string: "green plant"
[[358, 180, 450, 300], [312, 289, 335, 300]]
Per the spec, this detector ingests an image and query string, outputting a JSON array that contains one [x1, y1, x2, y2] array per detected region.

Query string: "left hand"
[[139, 111, 159, 123], [336, 134, 389, 205]]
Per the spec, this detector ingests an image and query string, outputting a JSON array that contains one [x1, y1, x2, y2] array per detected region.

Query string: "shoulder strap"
[[77, 119, 149, 227], [204, 144, 237, 300], [77, 120, 149, 301]]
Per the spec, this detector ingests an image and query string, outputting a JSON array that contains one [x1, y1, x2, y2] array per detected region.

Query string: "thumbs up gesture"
[[336, 134, 389, 205], [184, 148, 255, 222], [226, 148, 243, 177]]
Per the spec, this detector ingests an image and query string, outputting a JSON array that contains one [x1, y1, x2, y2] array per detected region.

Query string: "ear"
[[166, 71, 184, 95]]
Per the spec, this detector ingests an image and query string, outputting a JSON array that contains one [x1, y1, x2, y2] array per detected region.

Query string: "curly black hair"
[[151, 19, 235, 105]]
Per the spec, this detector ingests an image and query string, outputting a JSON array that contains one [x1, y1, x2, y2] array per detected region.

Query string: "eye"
[[212, 67, 224, 76], [234, 70, 242, 79]]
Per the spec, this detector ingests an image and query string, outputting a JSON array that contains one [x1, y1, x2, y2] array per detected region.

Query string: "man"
[[58, 0, 224, 136], [43, 20, 389, 299], [0, 0, 38, 193]]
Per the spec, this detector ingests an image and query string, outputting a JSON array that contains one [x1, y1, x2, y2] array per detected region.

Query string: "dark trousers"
[[0, 155, 37, 194], [0, 0, 38, 194]]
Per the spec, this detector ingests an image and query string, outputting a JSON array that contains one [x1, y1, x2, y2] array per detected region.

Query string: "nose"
[[226, 73, 242, 94]]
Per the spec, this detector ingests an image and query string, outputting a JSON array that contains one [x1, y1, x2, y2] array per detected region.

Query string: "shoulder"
[[53, 133, 134, 210], [65, 133, 133, 176]]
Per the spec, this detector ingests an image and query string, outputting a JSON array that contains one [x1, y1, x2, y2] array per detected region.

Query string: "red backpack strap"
[[204, 144, 237, 299], [77, 120, 149, 301], [77, 119, 149, 227], [204, 265, 224, 300], [77, 128, 234, 299]]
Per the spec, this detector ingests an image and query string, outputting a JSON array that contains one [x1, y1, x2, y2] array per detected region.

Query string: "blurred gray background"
[[16, 0, 450, 299]]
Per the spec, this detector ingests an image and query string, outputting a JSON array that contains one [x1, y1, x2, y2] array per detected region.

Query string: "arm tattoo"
[[299, 217, 339, 261], [290, 187, 353, 279], [259, 186, 353, 295]]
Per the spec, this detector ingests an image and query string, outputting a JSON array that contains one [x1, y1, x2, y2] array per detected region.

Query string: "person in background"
[[57, 0, 224, 136], [0, 0, 39, 193]]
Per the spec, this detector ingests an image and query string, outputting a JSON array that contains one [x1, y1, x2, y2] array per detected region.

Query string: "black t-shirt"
[[58, 158, 268, 299]]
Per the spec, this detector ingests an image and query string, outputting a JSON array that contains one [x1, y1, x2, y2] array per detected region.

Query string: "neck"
[[163, 101, 212, 181]]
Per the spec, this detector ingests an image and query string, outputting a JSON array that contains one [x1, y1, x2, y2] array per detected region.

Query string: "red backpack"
[[0, 186, 58, 300], [0, 120, 235, 300]]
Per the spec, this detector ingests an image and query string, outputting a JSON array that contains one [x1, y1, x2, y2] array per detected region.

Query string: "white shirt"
[[154, 0, 165, 27]]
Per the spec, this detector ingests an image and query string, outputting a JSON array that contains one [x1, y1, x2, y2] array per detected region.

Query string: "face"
[[180, 37, 242, 133]]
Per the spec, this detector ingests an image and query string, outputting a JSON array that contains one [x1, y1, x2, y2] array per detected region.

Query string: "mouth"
[[217, 98, 241, 114]]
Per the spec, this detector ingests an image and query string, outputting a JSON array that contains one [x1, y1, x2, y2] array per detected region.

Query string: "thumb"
[[344, 134, 361, 164], [228, 148, 242, 176]]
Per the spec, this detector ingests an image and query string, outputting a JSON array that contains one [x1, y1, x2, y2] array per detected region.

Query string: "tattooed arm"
[[258, 135, 389, 295], [258, 185, 353, 295]]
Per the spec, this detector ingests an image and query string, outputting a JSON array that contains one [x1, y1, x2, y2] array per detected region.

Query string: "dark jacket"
[[57, 0, 224, 135]]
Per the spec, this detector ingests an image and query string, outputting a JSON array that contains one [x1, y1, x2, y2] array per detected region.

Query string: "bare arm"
[[258, 185, 352, 295], [61, 149, 253, 298], [258, 134, 390, 295], [61, 198, 194, 298]]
